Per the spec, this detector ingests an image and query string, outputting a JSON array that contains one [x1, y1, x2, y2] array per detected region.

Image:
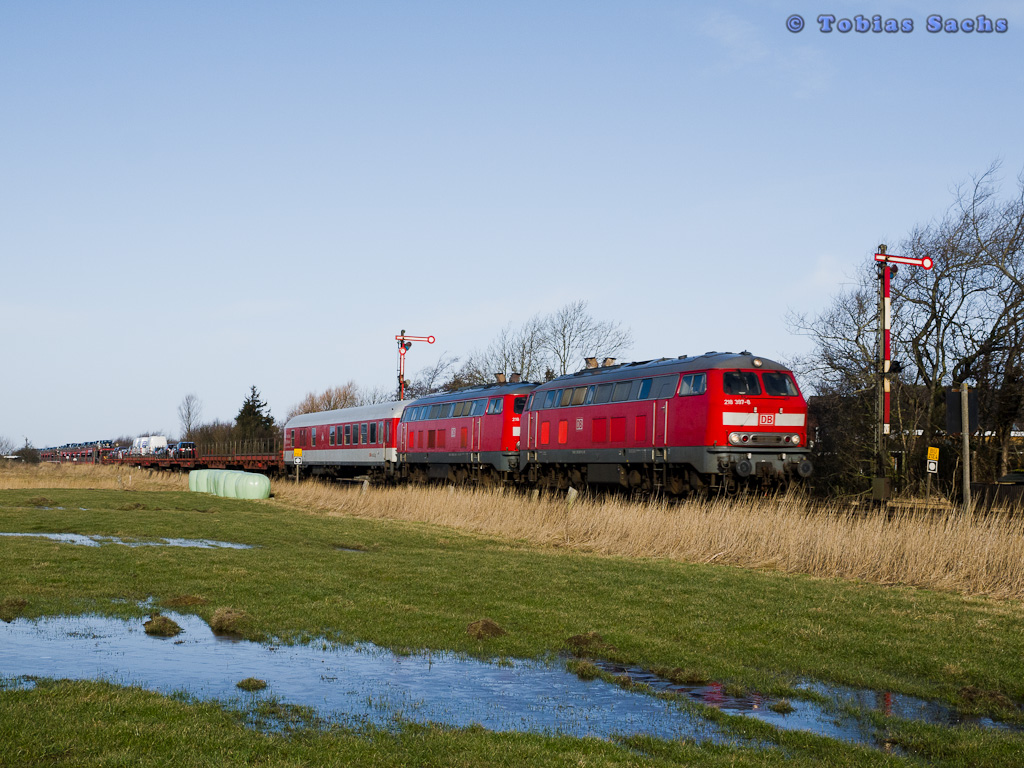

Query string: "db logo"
[[758, 414, 775, 426], [576, 418, 584, 431]]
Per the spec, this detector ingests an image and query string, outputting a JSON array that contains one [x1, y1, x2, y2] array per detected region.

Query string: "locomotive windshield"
[[762, 372, 799, 396], [722, 371, 761, 396]]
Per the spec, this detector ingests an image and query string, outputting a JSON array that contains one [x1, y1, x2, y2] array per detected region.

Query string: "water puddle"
[[0, 614, 727, 743], [0, 533, 251, 549], [593, 661, 1022, 747]]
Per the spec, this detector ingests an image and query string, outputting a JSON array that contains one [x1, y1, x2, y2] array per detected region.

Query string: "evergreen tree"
[[234, 386, 276, 441]]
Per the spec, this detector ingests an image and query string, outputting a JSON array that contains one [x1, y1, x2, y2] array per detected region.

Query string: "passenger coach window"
[[330, 427, 336, 446], [311, 429, 317, 447], [679, 373, 707, 396], [762, 372, 799, 396], [345, 425, 351, 445], [369, 422, 377, 443], [361, 423, 368, 444], [723, 371, 761, 396]]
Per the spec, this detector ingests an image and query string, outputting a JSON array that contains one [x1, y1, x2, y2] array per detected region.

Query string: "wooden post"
[[961, 382, 971, 511]]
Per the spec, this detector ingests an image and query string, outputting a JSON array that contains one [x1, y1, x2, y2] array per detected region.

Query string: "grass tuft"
[[0, 597, 28, 623], [769, 698, 795, 714], [143, 613, 182, 637], [209, 607, 252, 636], [566, 659, 600, 680], [466, 618, 506, 639]]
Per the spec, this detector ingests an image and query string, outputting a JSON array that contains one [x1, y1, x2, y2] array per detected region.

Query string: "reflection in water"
[[594, 661, 1020, 750]]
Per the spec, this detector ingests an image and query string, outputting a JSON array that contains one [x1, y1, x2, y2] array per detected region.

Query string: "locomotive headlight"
[[792, 434, 801, 445], [728, 432, 741, 445], [752, 358, 763, 367]]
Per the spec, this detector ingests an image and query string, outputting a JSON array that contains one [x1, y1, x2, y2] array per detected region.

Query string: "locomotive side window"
[[585, 385, 596, 404], [679, 373, 707, 396], [542, 390, 557, 409], [635, 379, 652, 400], [472, 399, 487, 416], [559, 389, 573, 407], [594, 383, 613, 404], [611, 381, 632, 402], [762, 372, 798, 396], [429, 405, 441, 419], [723, 371, 762, 396], [513, 396, 527, 414], [440, 403, 455, 419], [526, 394, 535, 410], [570, 387, 587, 406], [652, 375, 678, 399], [486, 397, 503, 415], [453, 402, 465, 417]]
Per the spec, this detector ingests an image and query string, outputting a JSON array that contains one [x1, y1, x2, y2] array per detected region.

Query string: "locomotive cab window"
[[472, 399, 487, 416], [487, 397, 503, 415], [762, 372, 799, 396], [513, 396, 527, 414], [679, 373, 707, 396], [723, 371, 761, 396]]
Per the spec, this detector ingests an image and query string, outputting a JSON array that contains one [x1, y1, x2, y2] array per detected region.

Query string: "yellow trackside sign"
[[294, 448, 303, 457], [927, 446, 939, 461]]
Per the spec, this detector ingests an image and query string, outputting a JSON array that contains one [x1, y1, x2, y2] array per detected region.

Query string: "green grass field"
[[2, 485, 1024, 766]]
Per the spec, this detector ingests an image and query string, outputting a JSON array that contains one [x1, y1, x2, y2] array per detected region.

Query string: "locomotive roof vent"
[[585, 357, 599, 369], [509, 372, 522, 383], [494, 373, 507, 383], [602, 357, 617, 367]]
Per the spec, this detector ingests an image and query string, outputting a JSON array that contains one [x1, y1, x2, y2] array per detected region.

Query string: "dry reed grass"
[[0, 463, 187, 492], [274, 480, 1024, 601]]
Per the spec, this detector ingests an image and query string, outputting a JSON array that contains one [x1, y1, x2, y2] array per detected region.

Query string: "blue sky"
[[2, 1, 1022, 447]]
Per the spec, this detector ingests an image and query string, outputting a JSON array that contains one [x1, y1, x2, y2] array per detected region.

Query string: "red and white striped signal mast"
[[873, 244, 932, 501], [395, 330, 435, 400]]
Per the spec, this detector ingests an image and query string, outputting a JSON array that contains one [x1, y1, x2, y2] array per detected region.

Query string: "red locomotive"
[[520, 352, 811, 494], [397, 379, 536, 484]]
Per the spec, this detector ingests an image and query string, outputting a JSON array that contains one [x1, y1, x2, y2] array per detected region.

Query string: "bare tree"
[[0, 435, 16, 456], [177, 394, 203, 441], [287, 381, 362, 420], [543, 300, 633, 376], [789, 162, 1024, 490]]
